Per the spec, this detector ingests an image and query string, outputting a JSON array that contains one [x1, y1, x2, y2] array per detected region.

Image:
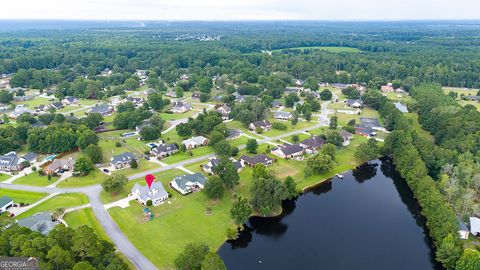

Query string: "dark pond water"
[[219, 158, 441, 270]]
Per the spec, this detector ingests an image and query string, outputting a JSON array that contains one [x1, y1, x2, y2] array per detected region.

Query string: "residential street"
[[0, 101, 331, 269]]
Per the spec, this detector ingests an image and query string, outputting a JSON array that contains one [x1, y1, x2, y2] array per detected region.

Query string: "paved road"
[[0, 100, 332, 269], [88, 193, 158, 270]]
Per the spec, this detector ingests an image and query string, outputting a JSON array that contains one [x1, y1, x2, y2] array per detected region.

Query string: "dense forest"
[[1, 21, 480, 92]]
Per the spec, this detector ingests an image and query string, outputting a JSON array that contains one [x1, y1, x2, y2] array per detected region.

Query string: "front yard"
[[17, 193, 89, 219], [0, 188, 47, 204]]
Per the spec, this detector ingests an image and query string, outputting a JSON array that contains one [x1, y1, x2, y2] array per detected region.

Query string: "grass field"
[[0, 188, 47, 204], [63, 208, 109, 240], [17, 193, 89, 219], [404, 113, 434, 142], [109, 185, 234, 269], [262, 117, 319, 137], [272, 46, 361, 53], [161, 146, 214, 164], [14, 172, 59, 186], [159, 111, 197, 121]]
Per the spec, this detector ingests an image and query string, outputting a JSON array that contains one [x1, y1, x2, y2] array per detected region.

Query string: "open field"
[[63, 208, 109, 240], [0, 188, 47, 204], [17, 193, 89, 219], [161, 146, 215, 164], [272, 46, 361, 53], [57, 169, 109, 188]]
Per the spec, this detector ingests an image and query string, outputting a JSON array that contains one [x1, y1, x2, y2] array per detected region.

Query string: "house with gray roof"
[[300, 136, 327, 152], [274, 111, 292, 121], [345, 99, 363, 108], [111, 152, 137, 169], [202, 157, 243, 174], [170, 173, 207, 195], [87, 104, 114, 116], [182, 136, 209, 149], [0, 152, 26, 172], [22, 152, 38, 164], [9, 106, 35, 119], [339, 130, 354, 146], [17, 212, 60, 235], [61, 96, 79, 105], [131, 182, 169, 206], [49, 102, 64, 110], [151, 144, 178, 158], [249, 120, 272, 131], [240, 154, 274, 167], [0, 196, 13, 213], [226, 129, 241, 140], [171, 101, 192, 113], [271, 144, 304, 159], [216, 104, 231, 120]]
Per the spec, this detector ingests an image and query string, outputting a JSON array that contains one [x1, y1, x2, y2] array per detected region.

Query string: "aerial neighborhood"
[[0, 19, 479, 270]]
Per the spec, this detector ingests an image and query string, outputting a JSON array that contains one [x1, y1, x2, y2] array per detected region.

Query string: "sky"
[[2, 0, 480, 21]]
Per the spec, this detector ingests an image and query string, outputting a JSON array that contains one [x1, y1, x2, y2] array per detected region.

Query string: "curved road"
[[0, 101, 331, 269]]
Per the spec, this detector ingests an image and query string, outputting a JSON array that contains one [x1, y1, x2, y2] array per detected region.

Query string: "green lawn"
[[0, 188, 47, 204], [229, 136, 250, 147], [161, 146, 214, 164], [262, 117, 318, 137], [272, 46, 361, 53], [183, 160, 206, 174], [14, 172, 59, 187], [284, 133, 311, 143], [17, 193, 89, 219], [109, 187, 234, 269], [15, 97, 52, 108], [99, 169, 185, 204], [63, 208, 109, 240], [0, 173, 10, 182], [56, 169, 109, 188], [159, 110, 197, 121]]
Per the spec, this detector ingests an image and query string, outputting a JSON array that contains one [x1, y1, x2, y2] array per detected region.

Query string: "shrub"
[[272, 122, 287, 130], [146, 200, 152, 206]]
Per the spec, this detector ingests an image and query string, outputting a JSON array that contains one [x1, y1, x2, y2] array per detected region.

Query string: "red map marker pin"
[[145, 174, 155, 189]]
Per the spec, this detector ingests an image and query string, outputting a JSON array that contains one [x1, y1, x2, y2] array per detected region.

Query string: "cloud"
[[1, 0, 479, 20]]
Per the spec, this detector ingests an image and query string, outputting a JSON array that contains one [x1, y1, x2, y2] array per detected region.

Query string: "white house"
[[0, 196, 13, 213], [131, 182, 169, 206], [170, 173, 207, 195], [110, 152, 137, 169], [171, 101, 192, 113], [182, 136, 209, 149], [273, 111, 292, 121], [249, 120, 272, 131], [271, 144, 304, 159], [216, 105, 231, 120]]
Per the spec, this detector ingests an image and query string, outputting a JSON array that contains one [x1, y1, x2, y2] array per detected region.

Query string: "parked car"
[[103, 168, 110, 173]]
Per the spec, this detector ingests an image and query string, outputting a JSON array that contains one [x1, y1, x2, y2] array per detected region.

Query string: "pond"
[[219, 158, 441, 270]]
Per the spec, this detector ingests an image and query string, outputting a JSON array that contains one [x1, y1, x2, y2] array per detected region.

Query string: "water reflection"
[[219, 158, 441, 270], [352, 161, 378, 183]]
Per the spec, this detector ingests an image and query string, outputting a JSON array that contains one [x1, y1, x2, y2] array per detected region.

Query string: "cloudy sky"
[[2, 0, 479, 20]]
